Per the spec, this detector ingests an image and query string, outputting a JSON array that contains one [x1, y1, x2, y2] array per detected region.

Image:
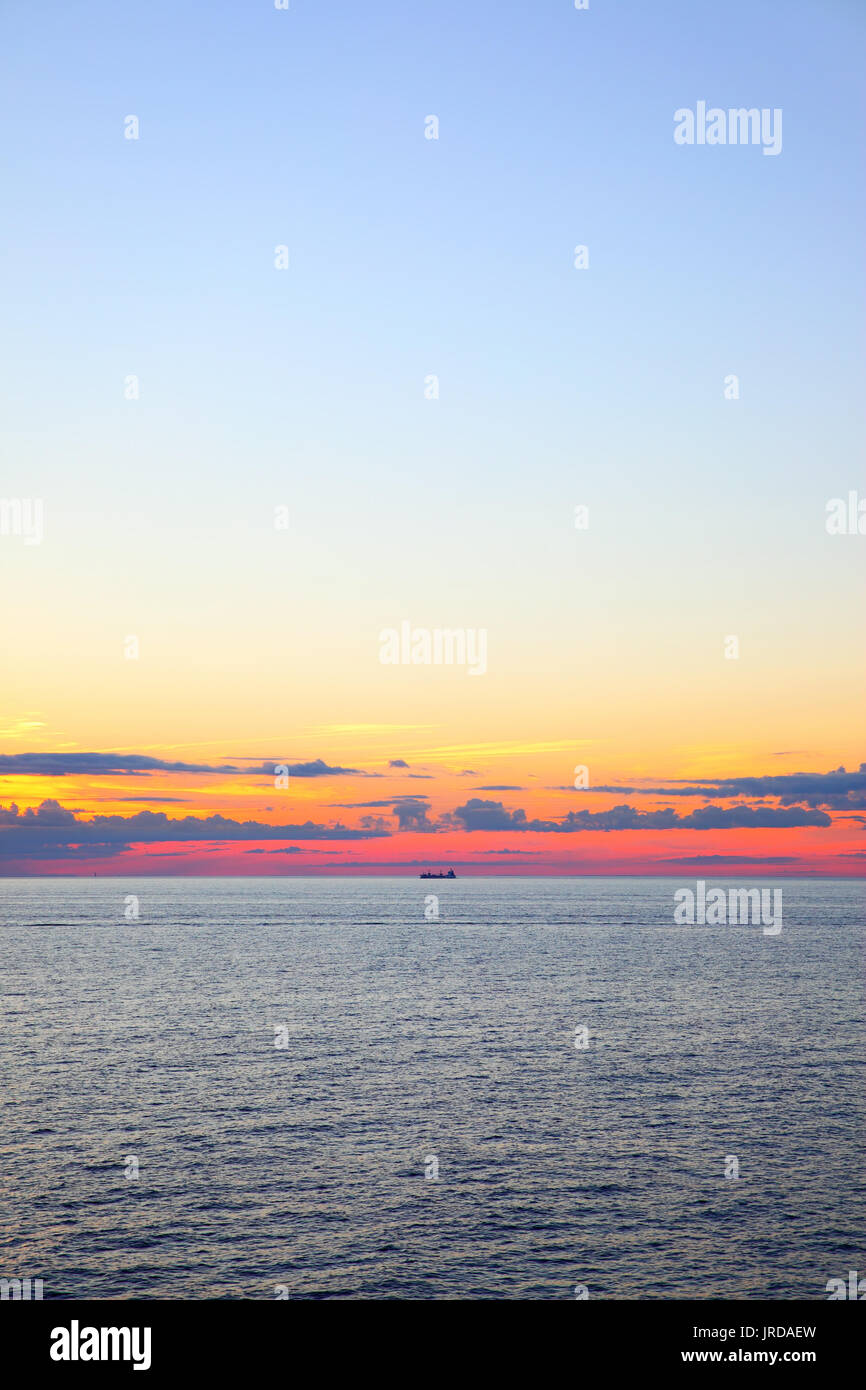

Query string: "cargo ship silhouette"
[[419, 869, 456, 879]]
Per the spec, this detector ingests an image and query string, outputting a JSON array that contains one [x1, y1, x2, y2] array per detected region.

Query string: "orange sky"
[[1, 709, 864, 874]]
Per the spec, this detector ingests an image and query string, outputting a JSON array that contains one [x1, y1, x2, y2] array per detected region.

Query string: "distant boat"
[[420, 869, 456, 879]]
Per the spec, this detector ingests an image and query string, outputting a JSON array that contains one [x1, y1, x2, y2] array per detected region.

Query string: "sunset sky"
[[1, 0, 863, 875]]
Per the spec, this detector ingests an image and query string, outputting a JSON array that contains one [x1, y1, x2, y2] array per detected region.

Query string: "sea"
[[0, 876, 863, 1300]]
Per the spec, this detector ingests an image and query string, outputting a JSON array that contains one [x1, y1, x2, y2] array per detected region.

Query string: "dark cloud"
[[263, 759, 375, 778], [391, 799, 435, 832], [389, 759, 409, 768], [0, 753, 374, 779], [477, 785, 523, 791], [690, 764, 866, 811], [331, 796, 430, 809], [244, 847, 302, 854], [163, 846, 224, 854], [479, 849, 540, 856], [114, 797, 191, 804], [657, 854, 799, 863], [329, 796, 437, 832], [452, 799, 831, 833], [0, 753, 239, 778], [328, 795, 438, 831], [0, 800, 390, 859], [587, 764, 866, 811], [588, 785, 707, 796], [243, 847, 342, 856]]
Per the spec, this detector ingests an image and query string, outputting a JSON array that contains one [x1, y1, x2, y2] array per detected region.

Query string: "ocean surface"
[[0, 876, 863, 1301]]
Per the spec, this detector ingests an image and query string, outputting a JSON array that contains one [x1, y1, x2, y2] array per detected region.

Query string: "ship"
[[420, 869, 456, 879]]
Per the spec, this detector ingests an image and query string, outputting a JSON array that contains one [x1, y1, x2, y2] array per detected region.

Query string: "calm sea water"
[[0, 876, 863, 1300]]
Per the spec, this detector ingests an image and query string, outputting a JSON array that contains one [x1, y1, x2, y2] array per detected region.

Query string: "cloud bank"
[[0, 800, 390, 857], [589, 765, 866, 811], [452, 799, 831, 832], [0, 753, 374, 779]]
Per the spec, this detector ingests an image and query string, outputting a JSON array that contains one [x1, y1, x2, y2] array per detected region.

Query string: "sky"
[[0, 0, 863, 875]]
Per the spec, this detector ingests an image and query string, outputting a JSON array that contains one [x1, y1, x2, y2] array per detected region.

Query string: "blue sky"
[[2, 1, 861, 503], [0, 1, 863, 826]]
